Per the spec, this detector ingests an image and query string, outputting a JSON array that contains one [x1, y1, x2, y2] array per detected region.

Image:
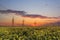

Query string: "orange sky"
[[0, 14, 60, 26]]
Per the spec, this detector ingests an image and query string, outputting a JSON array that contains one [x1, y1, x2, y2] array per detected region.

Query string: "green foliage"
[[0, 26, 60, 40]]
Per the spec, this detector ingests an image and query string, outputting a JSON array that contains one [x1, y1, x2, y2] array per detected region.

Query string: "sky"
[[0, 0, 60, 17], [0, 0, 60, 26]]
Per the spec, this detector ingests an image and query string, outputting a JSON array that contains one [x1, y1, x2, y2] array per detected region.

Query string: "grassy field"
[[0, 26, 60, 40]]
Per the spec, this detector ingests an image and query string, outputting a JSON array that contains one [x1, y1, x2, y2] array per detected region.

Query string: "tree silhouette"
[[34, 21, 36, 26], [12, 16, 14, 27], [22, 19, 24, 27]]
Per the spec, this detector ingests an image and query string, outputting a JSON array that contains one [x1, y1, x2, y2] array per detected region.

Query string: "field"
[[0, 26, 60, 40]]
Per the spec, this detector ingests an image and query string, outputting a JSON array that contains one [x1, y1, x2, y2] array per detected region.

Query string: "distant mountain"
[[53, 21, 60, 26], [44, 21, 60, 27]]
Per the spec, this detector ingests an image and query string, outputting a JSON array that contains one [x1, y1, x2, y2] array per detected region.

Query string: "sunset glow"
[[0, 0, 60, 26], [0, 13, 60, 26]]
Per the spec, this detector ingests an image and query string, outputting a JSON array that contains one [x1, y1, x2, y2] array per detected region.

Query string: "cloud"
[[22, 14, 47, 18], [0, 9, 26, 15], [0, 9, 60, 19]]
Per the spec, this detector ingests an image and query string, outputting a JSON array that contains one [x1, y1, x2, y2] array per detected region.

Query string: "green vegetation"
[[0, 26, 60, 40]]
